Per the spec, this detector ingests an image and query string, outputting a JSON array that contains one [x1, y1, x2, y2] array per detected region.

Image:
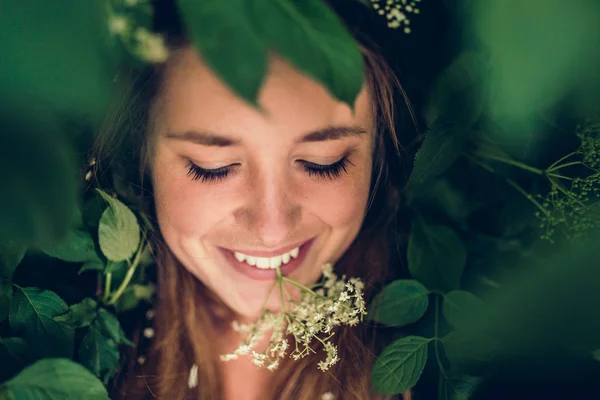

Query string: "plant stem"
[[281, 276, 316, 295], [106, 241, 145, 306], [476, 152, 544, 175], [505, 178, 550, 216], [546, 152, 577, 171], [103, 272, 112, 302], [547, 161, 584, 172]]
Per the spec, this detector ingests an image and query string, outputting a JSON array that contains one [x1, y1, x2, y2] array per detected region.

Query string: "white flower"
[[188, 364, 198, 389], [108, 15, 129, 36], [134, 28, 169, 63], [321, 392, 335, 400]]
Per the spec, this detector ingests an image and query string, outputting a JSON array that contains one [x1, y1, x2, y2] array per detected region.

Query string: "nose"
[[233, 168, 301, 248]]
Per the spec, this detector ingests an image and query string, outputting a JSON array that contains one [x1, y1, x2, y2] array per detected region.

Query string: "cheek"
[[151, 155, 225, 238]]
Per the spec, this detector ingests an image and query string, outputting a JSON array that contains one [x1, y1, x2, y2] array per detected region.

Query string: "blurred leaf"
[[368, 280, 429, 327], [0, 241, 27, 279], [474, 0, 600, 118], [0, 281, 12, 322], [0, 1, 115, 123], [177, 0, 268, 106], [114, 283, 155, 313], [438, 373, 483, 400], [442, 290, 485, 329], [96, 308, 133, 347], [427, 51, 489, 126], [38, 227, 100, 263], [372, 336, 431, 394], [0, 107, 79, 246], [78, 323, 120, 384], [408, 219, 467, 292], [251, 0, 364, 107], [409, 120, 469, 186], [82, 193, 109, 231], [54, 298, 98, 329], [9, 287, 74, 358], [97, 190, 140, 262], [1, 358, 110, 400]]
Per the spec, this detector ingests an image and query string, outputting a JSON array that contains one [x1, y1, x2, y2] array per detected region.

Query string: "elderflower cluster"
[[106, 0, 169, 63], [536, 120, 600, 241], [370, 0, 421, 32], [219, 263, 367, 372]]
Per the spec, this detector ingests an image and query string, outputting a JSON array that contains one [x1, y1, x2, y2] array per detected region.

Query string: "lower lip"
[[220, 239, 314, 281]]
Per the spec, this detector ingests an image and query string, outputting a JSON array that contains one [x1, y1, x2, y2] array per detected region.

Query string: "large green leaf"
[[0, 241, 27, 279], [368, 280, 429, 327], [97, 190, 140, 262], [251, 0, 364, 106], [177, 0, 268, 106], [0, 358, 109, 400], [8, 287, 74, 358], [408, 120, 469, 186], [38, 227, 100, 263], [78, 323, 120, 384], [54, 298, 98, 329], [408, 219, 467, 292], [372, 336, 431, 394], [0, 337, 38, 381], [442, 290, 485, 329]]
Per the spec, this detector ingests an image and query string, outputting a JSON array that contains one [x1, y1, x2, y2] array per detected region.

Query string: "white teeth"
[[290, 247, 299, 259], [256, 257, 270, 268], [232, 246, 301, 269], [269, 256, 282, 269]]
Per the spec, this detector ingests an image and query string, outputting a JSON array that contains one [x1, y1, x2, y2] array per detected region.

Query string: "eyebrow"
[[165, 125, 368, 147]]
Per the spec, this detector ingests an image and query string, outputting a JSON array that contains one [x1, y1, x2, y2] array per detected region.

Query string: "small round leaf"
[[368, 279, 429, 327]]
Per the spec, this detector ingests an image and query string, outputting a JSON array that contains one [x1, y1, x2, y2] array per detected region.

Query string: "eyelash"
[[186, 157, 352, 183]]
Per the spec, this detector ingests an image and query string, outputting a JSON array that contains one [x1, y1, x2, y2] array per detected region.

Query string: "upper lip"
[[223, 238, 312, 258]]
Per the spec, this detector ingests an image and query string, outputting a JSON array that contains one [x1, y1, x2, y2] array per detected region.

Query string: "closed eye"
[[298, 156, 353, 180]]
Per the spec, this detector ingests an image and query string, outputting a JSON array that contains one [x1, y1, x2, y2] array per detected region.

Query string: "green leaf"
[[78, 260, 105, 274], [408, 219, 467, 292], [368, 280, 429, 327], [427, 51, 489, 126], [96, 190, 140, 262], [0, 337, 38, 380], [251, 0, 364, 106], [408, 120, 468, 186], [1, 358, 109, 400], [78, 323, 120, 384], [114, 283, 155, 313], [592, 349, 600, 362], [96, 308, 133, 346], [54, 298, 98, 329], [38, 227, 100, 263], [372, 336, 431, 394], [177, 0, 268, 106], [438, 374, 483, 400], [0, 281, 12, 322], [442, 291, 485, 329], [9, 287, 74, 358], [0, 241, 27, 279]]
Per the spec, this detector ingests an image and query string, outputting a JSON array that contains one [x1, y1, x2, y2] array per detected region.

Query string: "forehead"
[[155, 48, 372, 136]]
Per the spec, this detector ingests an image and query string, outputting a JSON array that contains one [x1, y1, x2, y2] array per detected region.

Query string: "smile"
[[233, 246, 300, 269], [219, 239, 315, 280]]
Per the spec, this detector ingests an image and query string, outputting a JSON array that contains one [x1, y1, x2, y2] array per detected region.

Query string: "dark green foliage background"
[[1, 0, 600, 399]]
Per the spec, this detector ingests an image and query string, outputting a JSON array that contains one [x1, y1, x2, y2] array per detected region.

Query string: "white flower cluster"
[[219, 263, 367, 372], [370, 0, 422, 33], [106, 0, 169, 63]]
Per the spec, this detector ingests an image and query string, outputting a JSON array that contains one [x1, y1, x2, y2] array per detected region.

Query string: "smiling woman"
[[92, 1, 411, 399]]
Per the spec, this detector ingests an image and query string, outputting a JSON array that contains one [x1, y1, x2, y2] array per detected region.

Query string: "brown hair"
[[92, 1, 414, 399]]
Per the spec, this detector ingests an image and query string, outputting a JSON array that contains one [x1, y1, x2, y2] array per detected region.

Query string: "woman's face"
[[151, 48, 374, 319]]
